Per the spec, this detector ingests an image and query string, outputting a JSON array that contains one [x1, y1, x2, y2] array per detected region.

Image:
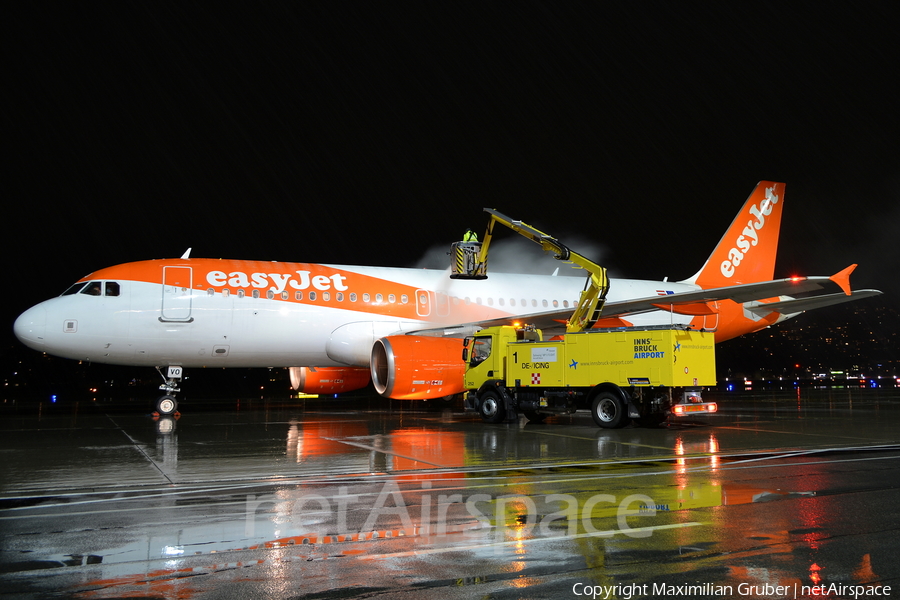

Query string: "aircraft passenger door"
[[415, 289, 431, 317], [161, 266, 194, 322], [435, 292, 451, 317]]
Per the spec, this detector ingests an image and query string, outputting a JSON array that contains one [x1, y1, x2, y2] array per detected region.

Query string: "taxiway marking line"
[[717, 426, 888, 441], [321, 437, 448, 468], [519, 428, 673, 451], [360, 521, 706, 560]]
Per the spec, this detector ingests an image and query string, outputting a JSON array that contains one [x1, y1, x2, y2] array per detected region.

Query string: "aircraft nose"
[[14, 304, 47, 350]]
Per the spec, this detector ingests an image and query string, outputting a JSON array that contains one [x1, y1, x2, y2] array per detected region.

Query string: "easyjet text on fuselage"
[[206, 270, 349, 293]]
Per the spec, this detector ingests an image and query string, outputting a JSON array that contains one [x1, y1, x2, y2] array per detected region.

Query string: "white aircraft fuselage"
[[14, 264, 700, 369]]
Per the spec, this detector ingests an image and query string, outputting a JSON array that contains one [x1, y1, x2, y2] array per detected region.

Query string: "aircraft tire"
[[523, 411, 546, 424], [638, 412, 668, 428], [591, 391, 628, 429], [478, 390, 506, 424], [156, 395, 178, 416], [438, 393, 463, 409]]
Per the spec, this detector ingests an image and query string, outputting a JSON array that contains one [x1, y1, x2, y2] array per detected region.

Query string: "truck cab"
[[464, 326, 539, 390]]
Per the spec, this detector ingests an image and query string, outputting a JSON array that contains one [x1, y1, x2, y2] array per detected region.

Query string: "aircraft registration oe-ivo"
[[14, 182, 882, 415]]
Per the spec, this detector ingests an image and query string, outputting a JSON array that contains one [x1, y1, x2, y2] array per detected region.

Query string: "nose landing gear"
[[156, 394, 178, 415], [155, 366, 182, 416]]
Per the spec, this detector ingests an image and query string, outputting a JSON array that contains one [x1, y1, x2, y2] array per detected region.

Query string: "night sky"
[[7, 3, 898, 336]]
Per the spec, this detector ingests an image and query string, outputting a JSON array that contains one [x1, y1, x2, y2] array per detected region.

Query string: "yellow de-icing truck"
[[454, 208, 718, 427], [462, 324, 718, 427]]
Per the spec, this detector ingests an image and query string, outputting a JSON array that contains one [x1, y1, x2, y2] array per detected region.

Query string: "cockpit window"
[[61, 281, 121, 296], [81, 282, 103, 296], [62, 282, 88, 296]]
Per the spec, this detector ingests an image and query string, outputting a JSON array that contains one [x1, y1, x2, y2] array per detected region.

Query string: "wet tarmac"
[[2, 388, 900, 599]]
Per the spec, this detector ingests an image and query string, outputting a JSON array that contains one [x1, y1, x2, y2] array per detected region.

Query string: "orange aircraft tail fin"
[[684, 181, 785, 289]]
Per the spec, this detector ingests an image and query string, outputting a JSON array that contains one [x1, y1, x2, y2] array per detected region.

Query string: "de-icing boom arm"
[[475, 208, 610, 333]]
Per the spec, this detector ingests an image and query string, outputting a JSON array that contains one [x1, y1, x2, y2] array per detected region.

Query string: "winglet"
[[830, 264, 857, 296]]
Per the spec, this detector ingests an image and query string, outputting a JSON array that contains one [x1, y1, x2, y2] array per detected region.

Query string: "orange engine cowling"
[[288, 366, 371, 394], [370, 336, 467, 400]]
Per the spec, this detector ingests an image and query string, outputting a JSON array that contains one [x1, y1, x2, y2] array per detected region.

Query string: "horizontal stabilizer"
[[744, 289, 883, 316]]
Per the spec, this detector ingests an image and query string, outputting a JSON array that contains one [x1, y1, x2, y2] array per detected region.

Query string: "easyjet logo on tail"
[[720, 184, 780, 278]]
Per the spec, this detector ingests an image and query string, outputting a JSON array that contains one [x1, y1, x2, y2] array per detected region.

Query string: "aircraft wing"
[[407, 266, 882, 338], [602, 264, 881, 319], [601, 276, 855, 319]]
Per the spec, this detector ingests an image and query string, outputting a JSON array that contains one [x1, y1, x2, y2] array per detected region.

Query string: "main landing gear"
[[155, 365, 182, 416]]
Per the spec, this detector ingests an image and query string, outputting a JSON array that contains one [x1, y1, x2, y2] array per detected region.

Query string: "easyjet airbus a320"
[[14, 182, 881, 414]]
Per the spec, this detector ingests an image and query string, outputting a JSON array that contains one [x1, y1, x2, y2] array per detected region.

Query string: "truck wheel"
[[478, 390, 506, 424], [591, 392, 627, 428]]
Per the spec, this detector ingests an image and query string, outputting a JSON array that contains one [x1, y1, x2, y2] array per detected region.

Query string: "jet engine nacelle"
[[288, 366, 371, 394], [370, 336, 467, 400]]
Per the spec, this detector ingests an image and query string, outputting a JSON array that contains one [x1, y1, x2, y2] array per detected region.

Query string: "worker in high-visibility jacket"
[[463, 228, 478, 242]]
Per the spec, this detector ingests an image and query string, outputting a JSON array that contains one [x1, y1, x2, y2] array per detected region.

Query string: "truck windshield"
[[470, 336, 492, 366]]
